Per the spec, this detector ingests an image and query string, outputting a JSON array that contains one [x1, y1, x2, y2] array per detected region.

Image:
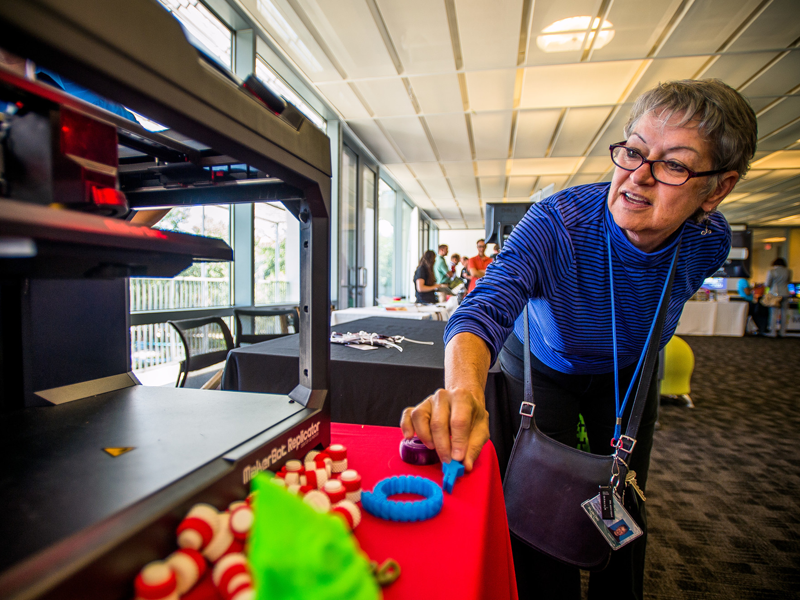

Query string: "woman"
[[765, 257, 792, 337], [413, 250, 446, 304], [401, 79, 757, 600]]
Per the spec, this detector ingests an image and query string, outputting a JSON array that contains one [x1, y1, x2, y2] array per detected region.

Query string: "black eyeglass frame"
[[609, 141, 727, 186]]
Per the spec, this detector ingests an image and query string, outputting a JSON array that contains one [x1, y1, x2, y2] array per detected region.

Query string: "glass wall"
[[130, 206, 232, 312], [254, 203, 299, 305], [339, 147, 358, 307], [256, 57, 326, 131], [157, 0, 233, 68], [378, 179, 396, 300], [400, 200, 413, 301]]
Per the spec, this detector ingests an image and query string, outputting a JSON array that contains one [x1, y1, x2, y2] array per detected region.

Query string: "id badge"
[[582, 492, 643, 550]]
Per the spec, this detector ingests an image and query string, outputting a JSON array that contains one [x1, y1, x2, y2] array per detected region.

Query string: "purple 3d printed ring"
[[399, 436, 440, 465]]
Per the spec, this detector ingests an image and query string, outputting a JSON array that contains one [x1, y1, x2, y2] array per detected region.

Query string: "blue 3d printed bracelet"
[[361, 476, 443, 522]]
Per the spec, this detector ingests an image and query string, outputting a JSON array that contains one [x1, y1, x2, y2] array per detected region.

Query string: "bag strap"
[[520, 241, 681, 481]]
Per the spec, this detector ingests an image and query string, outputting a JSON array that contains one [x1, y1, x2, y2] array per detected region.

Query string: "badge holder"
[[582, 436, 642, 550], [582, 492, 642, 550]]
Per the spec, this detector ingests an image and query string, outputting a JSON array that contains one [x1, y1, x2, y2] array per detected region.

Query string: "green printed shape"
[[250, 473, 381, 600]]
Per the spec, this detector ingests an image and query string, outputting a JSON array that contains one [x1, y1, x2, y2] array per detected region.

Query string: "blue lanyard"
[[606, 232, 677, 444]]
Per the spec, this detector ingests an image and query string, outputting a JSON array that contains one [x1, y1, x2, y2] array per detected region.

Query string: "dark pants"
[[498, 334, 660, 600]]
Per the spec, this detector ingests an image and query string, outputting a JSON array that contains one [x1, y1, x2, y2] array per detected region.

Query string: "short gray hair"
[[624, 79, 758, 180]]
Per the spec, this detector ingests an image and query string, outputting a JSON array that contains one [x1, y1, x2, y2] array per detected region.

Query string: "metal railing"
[[130, 277, 231, 313], [255, 280, 290, 305], [130, 317, 233, 373]]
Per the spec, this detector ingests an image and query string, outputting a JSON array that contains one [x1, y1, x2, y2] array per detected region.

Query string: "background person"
[[466, 239, 492, 294], [449, 253, 461, 275], [400, 79, 756, 600], [737, 277, 763, 334], [414, 250, 448, 304], [765, 257, 792, 337], [459, 255, 470, 279], [434, 244, 453, 284]]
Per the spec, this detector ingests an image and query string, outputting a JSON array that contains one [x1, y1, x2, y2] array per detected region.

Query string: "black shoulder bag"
[[503, 243, 680, 570]]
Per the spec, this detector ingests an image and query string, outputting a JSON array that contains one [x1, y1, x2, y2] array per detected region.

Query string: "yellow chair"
[[660, 335, 695, 407]]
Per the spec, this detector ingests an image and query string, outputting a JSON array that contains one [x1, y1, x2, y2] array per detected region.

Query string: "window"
[[256, 57, 326, 132], [158, 0, 233, 69], [378, 179, 396, 299], [130, 206, 231, 381], [254, 203, 300, 305], [401, 200, 413, 300], [130, 206, 232, 313]]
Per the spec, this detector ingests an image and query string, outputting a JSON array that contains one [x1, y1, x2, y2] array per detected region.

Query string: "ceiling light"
[[536, 16, 615, 53]]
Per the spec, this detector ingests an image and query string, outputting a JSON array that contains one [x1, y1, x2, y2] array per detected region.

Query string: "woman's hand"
[[400, 388, 490, 471], [400, 332, 492, 472]]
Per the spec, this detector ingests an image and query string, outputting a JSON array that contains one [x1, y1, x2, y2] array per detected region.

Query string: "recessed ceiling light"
[[537, 16, 615, 53]]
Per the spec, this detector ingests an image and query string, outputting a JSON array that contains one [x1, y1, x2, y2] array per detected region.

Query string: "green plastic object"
[[250, 473, 381, 600]]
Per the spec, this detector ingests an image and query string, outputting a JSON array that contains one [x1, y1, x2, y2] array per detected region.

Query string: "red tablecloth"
[[186, 423, 517, 600]]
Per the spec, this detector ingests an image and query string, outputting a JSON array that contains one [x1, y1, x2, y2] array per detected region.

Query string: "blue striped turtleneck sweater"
[[444, 183, 731, 375]]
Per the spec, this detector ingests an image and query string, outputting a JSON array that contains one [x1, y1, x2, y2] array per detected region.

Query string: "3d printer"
[[0, 1, 331, 598]]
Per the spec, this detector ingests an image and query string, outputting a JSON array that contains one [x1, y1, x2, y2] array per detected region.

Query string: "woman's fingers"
[[400, 389, 489, 470]]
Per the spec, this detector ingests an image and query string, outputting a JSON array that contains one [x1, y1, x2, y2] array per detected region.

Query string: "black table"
[[222, 317, 517, 470]]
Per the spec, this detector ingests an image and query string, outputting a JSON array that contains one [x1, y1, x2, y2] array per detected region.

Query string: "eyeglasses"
[[609, 141, 726, 186]]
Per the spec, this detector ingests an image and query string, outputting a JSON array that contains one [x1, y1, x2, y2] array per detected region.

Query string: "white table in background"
[[331, 304, 453, 327], [675, 301, 747, 336]]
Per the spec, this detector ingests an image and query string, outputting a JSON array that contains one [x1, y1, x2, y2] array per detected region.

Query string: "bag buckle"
[[614, 435, 636, 455], [519, 401, 535, 417]]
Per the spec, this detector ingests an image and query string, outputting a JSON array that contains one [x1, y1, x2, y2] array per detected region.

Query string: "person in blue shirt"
[[737, 277, 764, 334], [401, 79, 757, 600]]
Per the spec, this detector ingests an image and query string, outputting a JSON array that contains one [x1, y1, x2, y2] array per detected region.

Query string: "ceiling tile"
[[514, 109, 563, 158], [657, 0, 764, 58], [570, 174, 604, 187], [736, 169, 800, 192], [587, 103, 633, 156], [456, 0, 523, 70], [471, 112, 514, 159], [409, 74, 464, 114], [508, 157, 583, 176], [406, 162, 444, 178], [425, 114, 473, 161], [354, 79, 417, 117], [382, 163, 415, 187], [419, 177, 454, 198], [466, 70, 517, 112], [441, 162, 476, 178], [243, 0, 342, 82], [702, 52, 778, 90], [757, 98, 800, 150], [480, 177, 506, 197], [552, 107, 614, 157], [727, 0, 800, 52], [449, 176, 479, 200], [508, 177, 536, 197], [376, 0, 455, 74], [589, 0, 677, 62], [346, 120, 402, 163], [520, 61, 645, 109], [295, 0, 397, 78], [741, 51, 800, 98], [317, 82, 371, 118], [579, 156, 614, 174], [626, 56, 712, 99], [751, 151, 800, 170], [534, 175, 569, 194], [380, 117, 437, 161], [475, 160, 508, 176]]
